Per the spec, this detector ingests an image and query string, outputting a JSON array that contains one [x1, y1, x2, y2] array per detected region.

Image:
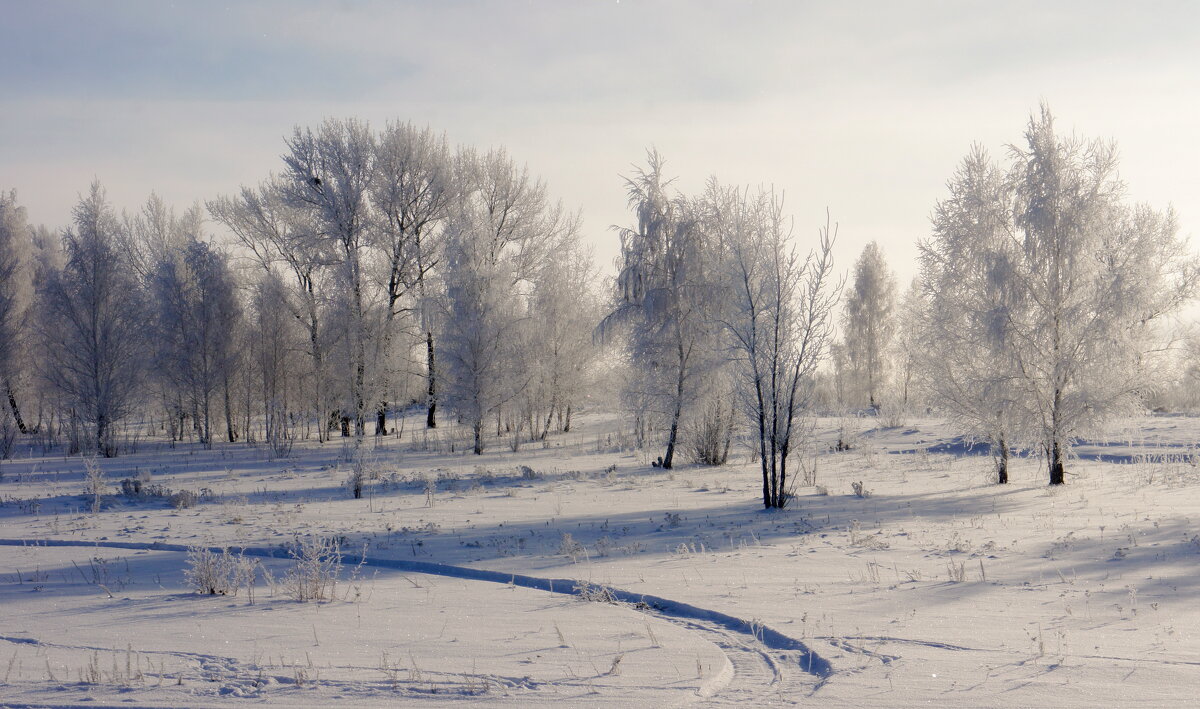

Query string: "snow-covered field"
[[3, 410, 1200, 707]]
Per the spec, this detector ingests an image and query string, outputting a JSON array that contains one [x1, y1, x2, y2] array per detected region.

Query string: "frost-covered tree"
[[246, 270, 301, 450], [0, 191, 34, 434], [842, 241, 896, 410], [920, 145, 1021, 483], [891, 277, 926, 410], [924, 106, 1199, 485], [281, 119, 375, 436], [601, 150, 724, 470], [440, 147, 575, 453], [151, 236, 242, 448], [720, 186, 840, 508], [37, 183, 146, 456], [523, 239, 601, 439], [209, 178, 334, 442], [440, 229, 521, 454], [370, 121, 453, 432]]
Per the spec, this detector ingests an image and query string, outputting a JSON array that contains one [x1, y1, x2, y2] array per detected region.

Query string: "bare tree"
[[524, 240, 602, 439], [721, 186, 840, 508], [249, 270, 301, 452], [151, 237, 241, 448], [37, 183, 145, 456]]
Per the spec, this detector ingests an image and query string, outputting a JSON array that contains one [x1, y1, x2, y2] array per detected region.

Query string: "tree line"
[[0, 119, 601, 458], [1, 106, 1195, 505]]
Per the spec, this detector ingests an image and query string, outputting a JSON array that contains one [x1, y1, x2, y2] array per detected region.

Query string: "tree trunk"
[[1049, 439, 1065, 485], [663, 355, 687, 470], [995, 433, 1009, 484], [223, 375, 237, 443], [96, 413, 110, 457], [374, 405, 388, 439], [563, 404, 572, 433], [663, 398, 682, 471], [5, 382, 28, 434], [777, 454, 788, 509], [425, 331, 438, 428], [473, 418, 484, 455]]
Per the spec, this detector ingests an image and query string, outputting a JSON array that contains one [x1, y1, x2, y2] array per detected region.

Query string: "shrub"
[[688, 396, 735, 466], [168, 489, 199, 509], [284, 536, 342, 602], [184, 547, 257, 598], [83, 458, 105, 514]]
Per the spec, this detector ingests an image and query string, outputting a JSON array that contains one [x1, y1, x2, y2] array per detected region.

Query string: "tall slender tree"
[[842, 241, 896, 410], [0, 191, 34, 434], [371, 121, 453, 433], [281, 119, 375, 436], [601, 150, 723, 469], [38, 183, 145, 456], [720, 186, 840, 508]]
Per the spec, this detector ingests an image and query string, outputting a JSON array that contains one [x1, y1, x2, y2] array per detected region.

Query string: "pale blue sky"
[[3, 1, 1199, 280]]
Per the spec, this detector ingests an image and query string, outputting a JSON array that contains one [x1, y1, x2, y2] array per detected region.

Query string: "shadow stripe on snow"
[[0, 537, 833, 679]]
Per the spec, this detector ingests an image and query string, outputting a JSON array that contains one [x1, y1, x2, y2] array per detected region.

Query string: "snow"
[[3, 410, 1200, 706]]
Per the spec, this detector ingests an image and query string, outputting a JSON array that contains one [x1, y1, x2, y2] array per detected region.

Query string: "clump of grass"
[[575, 581, 618, 604]]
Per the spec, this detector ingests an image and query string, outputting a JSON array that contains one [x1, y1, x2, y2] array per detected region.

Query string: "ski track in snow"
[[0, 537, 833, 705]]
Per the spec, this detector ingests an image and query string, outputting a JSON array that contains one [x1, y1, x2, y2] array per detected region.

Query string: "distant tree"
[[281, 119, 375, 436], [440, 147, 574, 453], [151, 236, 242, 448], [370, 121, 453, 433], [842, 241, 896, 410], [38, 183, 146, 456], [924, 105, 1199, 485], [524, 239, 601, 439], [209, 178, 334, 442], [248, 270, 301, 451], [0, 191, 34, 434], [892, 278, 925, 410]]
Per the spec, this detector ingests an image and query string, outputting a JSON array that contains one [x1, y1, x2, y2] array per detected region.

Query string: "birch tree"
[[0, 191, 34, 434], [842, 241, 896, 410], [370, 121, 453, 432], [601, 150, 723, 469], [440, 147, 575, 453], [920, 145, 1021, 482], [281, 119, 375, 436], [722, 187, 839, 508], [924, 106, 1199, 485], [38, 183, 146, 456]]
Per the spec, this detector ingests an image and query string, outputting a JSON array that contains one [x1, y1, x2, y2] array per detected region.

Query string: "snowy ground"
[[2, 411, 1200, 706]]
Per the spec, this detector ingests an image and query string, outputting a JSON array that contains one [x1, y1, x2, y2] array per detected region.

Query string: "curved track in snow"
[[0, 537, 833, 705]]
